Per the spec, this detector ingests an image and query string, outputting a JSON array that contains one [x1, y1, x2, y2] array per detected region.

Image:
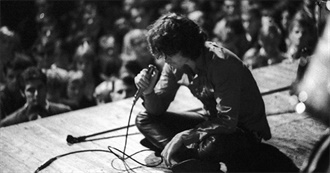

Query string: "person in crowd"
[[110, 74, 136, 102], [285, 8, 317, 62], [94, 80, 114, 105], [212, 15, 249, 58], [93, 57, 122, 105], [60, 71, 96, 110], [44, 65, 69, 104], [134, 13, 272, 172], [241, 6, 262, 51], [187, 10, 208, 34], [243, 21, 286, 69], [0, 66, 71, 127], [0, 26, 22, 88], [273, 0, 301, 53], [120, 28, 163, 76], [94, 74, 136, 104], [70, 41, 98, 101], [221, 0, 241, 18], [0, 53, 35, 120]]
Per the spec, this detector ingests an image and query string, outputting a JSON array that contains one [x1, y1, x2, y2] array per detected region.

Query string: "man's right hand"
[[134, 66, 159, 95]]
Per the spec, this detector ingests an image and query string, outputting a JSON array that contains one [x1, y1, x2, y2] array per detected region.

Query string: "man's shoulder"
[[48, 102, 72, 114], [205, 41, 241, 61]]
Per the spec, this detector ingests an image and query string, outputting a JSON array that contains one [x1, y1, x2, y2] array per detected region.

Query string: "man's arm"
[[142, 64, 181, 115], [0, 106, 30, 127]]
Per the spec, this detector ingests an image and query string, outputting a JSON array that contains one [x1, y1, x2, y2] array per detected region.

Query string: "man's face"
[[110, 80, 135, 102], [162, 52, 190, 69], [223, 0, 239, 16], [24, 80, 47, 106]]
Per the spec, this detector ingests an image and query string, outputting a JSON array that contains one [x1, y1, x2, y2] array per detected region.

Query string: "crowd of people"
[[0, 0, 328, 128]]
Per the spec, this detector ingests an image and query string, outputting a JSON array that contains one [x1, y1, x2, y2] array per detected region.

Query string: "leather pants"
[[135, 110, 259, 164]]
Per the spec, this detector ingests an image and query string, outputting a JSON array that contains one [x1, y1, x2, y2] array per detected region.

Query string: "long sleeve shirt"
[[142, 41, 271, 146]]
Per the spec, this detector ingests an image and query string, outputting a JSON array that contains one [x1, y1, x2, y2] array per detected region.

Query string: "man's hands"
[[134, 66, 159, 95]]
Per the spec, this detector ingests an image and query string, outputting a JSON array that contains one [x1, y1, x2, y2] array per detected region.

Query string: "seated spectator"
[[243, 22, 286, 69], [109, 75, 136, 102], [0, 67, 71, 127], [70, 41, 97, 100], [212, 15, 248, 58], [94, 80, 114, 105], [0, 26, 22, 88], [44, 65, 69, 104], [93, 57, 122, 105], [285, 9, 317, 62], [94, 74, 136, 104], [60, 71, 96, 110], [241, 6, 262, 51], [0, 53, 35, 120], [120, 29, 163, 76]]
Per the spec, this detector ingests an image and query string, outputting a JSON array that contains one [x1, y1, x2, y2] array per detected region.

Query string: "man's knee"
[[135, 111, 151, 128]]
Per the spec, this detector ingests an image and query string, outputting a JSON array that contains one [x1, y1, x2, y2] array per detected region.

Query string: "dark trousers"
[[135, 111, 259, 166]]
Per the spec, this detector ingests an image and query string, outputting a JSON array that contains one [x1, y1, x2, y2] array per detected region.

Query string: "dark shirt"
[[0, 101, 71, 127], [0, 85, 26, 120]]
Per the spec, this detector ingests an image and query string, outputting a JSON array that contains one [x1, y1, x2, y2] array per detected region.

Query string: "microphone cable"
[[35, 65, 163, 172], [34, 99, 163, 173]]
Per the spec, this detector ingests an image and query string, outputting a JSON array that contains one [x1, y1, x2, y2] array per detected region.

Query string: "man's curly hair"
[[146, 13, 207, 61]]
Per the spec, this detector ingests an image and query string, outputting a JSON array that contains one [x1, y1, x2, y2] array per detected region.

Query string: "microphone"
[[133, 65, 156, 103]]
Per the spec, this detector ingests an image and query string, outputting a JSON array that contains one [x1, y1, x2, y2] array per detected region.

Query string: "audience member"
[[0, 26, 22, 88], [94, 80, 114, 105], [243, 21, 286, 69], [0, 0, 324, 116], [44, 65, 69, 104], [60, 71, 96, 110], [285, 9, 317, 62], [241, 6, 262, 51], [0, 67, 71, 127], [70, 41, 97, 100], [212, 15, 248, 58], [94, 74, 136, 104], [120, 28, 163, 76], [0, 53, 35, 120], [109, 75, 136, 102]]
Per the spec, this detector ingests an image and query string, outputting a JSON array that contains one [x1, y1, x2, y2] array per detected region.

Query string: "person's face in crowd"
[[241, 13, 260, 37], [110, 80, 135, 102], [24, 79, 47, 107], [76, 57, 93, 74], [289, 23, 308, 49], [99, 35, 115, 56], [67, 80, 83, 100], [162, 52, 190, 69], [132, 38, 148, 53], [223, 0, 239, 16]]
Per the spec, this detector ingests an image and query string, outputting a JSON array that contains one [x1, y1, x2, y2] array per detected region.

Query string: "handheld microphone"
[[133, 65, 156, 103]]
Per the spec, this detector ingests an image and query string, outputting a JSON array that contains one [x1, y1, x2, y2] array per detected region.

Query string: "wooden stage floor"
[[0, 61, 328, 173]]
